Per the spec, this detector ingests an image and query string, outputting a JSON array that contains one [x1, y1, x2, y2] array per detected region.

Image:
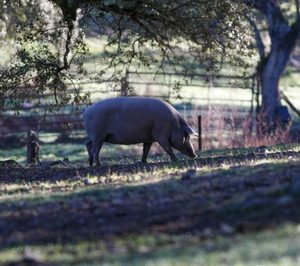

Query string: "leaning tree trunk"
[[259, 42, 293, 128], [259, 21, 299, 129], [244, 0, 300, 132]]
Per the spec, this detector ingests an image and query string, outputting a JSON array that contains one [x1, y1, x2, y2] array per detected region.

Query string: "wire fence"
[[0, 70, 299, 150]]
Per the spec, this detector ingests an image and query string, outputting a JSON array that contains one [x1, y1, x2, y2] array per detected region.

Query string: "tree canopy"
[[1, 0, 253, 112]]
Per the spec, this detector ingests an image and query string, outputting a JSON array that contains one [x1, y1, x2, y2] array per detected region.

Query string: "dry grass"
[[189, 106, 292, 150]]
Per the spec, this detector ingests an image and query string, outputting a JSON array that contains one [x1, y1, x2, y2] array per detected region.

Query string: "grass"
[[1, 135, 299, 165], [1, 223, 300, 266], [0, 144, 300, 265], [0, 131, 141, 164]]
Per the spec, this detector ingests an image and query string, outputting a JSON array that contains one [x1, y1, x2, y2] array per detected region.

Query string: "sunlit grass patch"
[[1, 223, 300, 266], [1, 140, 299, 166]]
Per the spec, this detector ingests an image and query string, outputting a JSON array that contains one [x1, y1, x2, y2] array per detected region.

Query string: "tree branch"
[[243, 0, 289, 40], [61, 22, 74, 71], [296, 0, 300, 21], [246, 15, 265, 61], [281, 91, 300, 118]]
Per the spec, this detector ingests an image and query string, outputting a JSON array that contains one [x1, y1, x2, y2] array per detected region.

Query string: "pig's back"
[[92, 97, 179, 122], [84, 97, 183, 144]]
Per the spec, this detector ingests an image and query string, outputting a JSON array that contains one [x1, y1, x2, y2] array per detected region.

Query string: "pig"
[[83, 97, 197, 166]]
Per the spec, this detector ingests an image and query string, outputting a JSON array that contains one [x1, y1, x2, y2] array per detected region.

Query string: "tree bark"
[[244, 0, 300, 129], [260, 22, 299, 127], [260, 39, 293, 126]]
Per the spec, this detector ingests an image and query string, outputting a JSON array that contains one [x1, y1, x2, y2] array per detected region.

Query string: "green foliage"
[[85, 0, 254, 78], [0, 0, 89, 113], [0, 0, 255, 112], [0, 0, 38, 41]]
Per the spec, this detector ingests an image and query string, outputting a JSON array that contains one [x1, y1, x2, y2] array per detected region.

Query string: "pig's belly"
[[105, 130, 154, 145]]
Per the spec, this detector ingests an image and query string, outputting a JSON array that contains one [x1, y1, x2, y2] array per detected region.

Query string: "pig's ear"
[[183, 126, 198, 139]]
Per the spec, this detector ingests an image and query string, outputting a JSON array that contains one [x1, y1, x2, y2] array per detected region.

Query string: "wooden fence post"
[[27, 130, 40, 165], [198, 115, 202, 151], [120, 69, 130, 96]]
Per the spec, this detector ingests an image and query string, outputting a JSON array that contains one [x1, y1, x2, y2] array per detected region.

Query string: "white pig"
[[83, 97, 197, 166]]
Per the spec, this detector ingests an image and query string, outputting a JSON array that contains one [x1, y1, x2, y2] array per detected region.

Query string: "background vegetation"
[[0, 1, 299, 265]]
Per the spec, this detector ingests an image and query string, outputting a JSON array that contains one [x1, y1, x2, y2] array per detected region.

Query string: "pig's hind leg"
[[142, 142, 153, 163], [86, 140, 93, 166], [91, 135, 105, 167]]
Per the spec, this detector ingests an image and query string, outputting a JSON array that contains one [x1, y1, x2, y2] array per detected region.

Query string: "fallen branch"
[[281, 91, 300, 117]]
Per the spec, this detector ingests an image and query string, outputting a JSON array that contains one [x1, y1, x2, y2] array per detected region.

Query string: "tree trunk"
[[259, 43, 290, 127], [244, 0, 300, 131], [259, 21, 299, 129]]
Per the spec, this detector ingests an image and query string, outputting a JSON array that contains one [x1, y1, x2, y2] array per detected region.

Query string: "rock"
[[23, 247, 42, 262], [220, 223, 235, 235], [181, 169, 197, 180], [8, 247, 53, 266], [83, 178, 92, 186]]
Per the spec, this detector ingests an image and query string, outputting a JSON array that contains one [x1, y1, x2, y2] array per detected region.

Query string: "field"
[[1, 36, 300, 266], [1, 144, 300, 265]]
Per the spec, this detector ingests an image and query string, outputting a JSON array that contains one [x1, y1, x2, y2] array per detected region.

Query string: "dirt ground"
[[1, 150, 300, 265]]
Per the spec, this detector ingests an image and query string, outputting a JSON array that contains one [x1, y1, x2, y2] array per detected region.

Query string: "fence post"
[[198, 115, 202, 151], [27, 130, 40, 165], [120, 69, 130, 96]]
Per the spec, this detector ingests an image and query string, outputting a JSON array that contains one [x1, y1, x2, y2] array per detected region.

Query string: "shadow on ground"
[[1, 158, 300, 255]]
